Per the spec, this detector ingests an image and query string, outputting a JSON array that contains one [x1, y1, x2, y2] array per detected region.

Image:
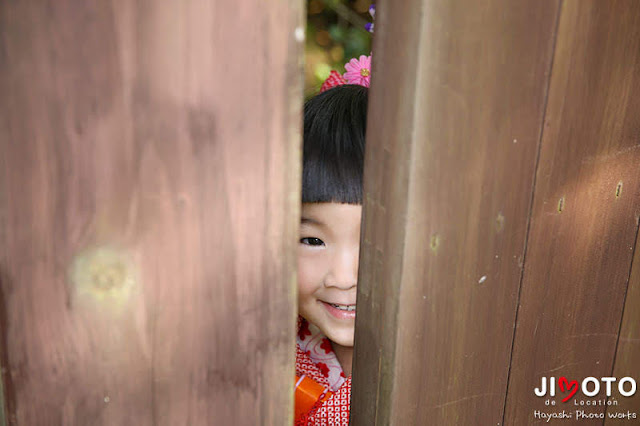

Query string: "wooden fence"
[[352, 0, 640, 424], [1, 0, 639, 425], [0, 1, 302, 424]]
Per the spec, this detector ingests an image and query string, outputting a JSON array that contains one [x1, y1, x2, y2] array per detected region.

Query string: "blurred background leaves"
[[305, 0, 373, 99]]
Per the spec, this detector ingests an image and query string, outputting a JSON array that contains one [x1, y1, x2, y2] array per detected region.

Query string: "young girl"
[[294, 81, 368, 425]]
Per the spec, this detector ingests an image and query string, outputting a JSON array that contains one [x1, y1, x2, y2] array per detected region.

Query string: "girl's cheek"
[[297, 261, 315, 291], [297, 253, 326, 292]]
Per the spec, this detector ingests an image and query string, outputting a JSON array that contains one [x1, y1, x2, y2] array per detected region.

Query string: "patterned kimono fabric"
[[295, 317, 352, 425]]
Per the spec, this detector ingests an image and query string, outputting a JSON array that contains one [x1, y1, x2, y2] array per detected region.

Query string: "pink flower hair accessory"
[[343, 55, 371, 87], [319, 54, 372, 93], [318, 3, 374, 93]]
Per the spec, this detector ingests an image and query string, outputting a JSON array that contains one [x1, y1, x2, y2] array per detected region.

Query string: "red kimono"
[[295, 317, 352, 425]]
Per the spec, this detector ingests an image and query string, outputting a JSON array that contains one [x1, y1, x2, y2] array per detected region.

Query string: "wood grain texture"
[[503, 1, 640, 424], [0, 1, 303, 425], [351, 0, 560, 424], [606, 223, 640, 423]]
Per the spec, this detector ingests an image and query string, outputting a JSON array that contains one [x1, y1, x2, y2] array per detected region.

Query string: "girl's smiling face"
[[298, 202, 362, 347]]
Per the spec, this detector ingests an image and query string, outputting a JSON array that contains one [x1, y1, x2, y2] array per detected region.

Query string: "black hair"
[[302, 84, 368, 204]]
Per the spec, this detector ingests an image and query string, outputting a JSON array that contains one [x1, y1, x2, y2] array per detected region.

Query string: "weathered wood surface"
[[351, 0, 561, 424], [607, 224, 640, 423], [504, 1, 640, 424], [0, 1, 302, 425]]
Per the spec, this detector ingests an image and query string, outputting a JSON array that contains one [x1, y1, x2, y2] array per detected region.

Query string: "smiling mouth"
[[324, 302, 356, 312]]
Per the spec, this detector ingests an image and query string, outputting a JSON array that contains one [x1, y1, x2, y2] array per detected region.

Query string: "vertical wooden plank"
[[606, 225, 640, 422], [351, 0, 560, 424], [504, 1, 640, 424], [0, 1, 302, 425]]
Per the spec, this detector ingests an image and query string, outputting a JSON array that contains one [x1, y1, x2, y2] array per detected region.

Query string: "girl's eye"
[[300, 237, 325, 246]]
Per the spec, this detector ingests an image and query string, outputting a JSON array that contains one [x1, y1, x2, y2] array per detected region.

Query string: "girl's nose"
[[325, 246, 359, 289]]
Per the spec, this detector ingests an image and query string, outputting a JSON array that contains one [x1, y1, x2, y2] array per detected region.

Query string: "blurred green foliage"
[[305, 0, 373, 99]]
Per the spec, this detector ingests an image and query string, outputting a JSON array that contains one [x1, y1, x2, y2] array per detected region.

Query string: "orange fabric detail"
[[294, 375, 333, 421]]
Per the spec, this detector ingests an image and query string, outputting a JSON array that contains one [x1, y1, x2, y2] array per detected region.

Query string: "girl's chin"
[[321, 329, 355, 348], [299, 308, 355, 345], [331, 339, 354, 349]]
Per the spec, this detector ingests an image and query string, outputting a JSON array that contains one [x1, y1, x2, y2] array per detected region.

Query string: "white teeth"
[[329, 303, 356, 311]]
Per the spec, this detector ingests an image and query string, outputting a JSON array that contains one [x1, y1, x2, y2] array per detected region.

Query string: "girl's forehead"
[[301, 202, 362, 215], [301, 202, 362, 228]]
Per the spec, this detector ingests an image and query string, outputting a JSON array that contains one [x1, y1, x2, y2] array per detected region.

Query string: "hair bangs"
[[302, 85, 368, 204]]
